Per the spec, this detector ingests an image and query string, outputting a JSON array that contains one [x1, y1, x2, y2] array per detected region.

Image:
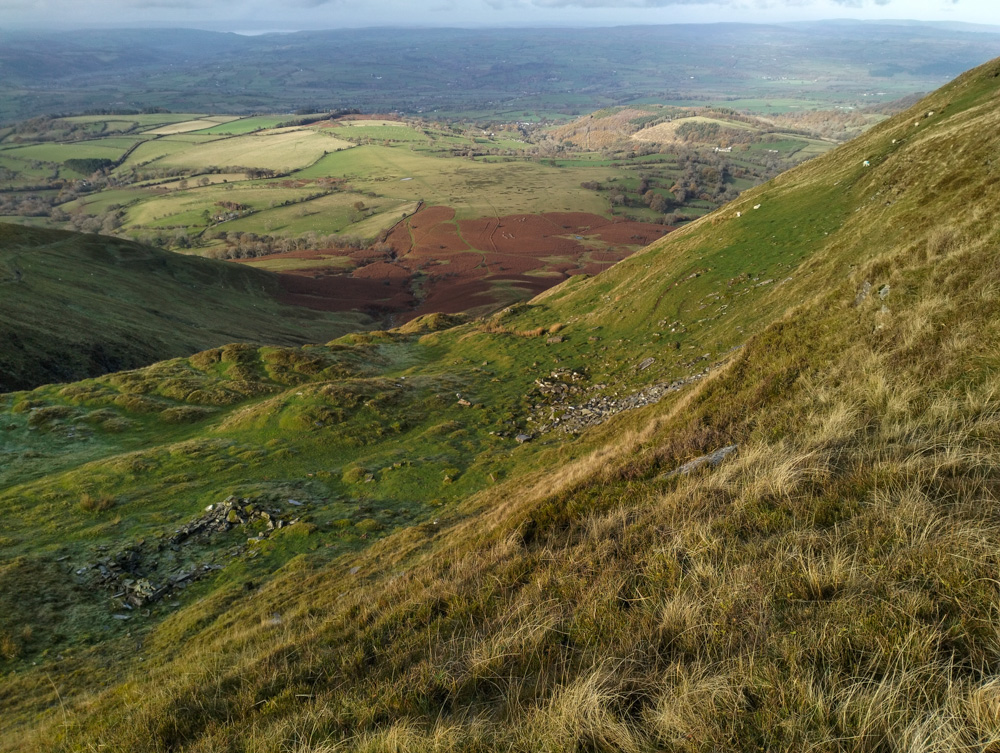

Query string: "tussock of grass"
[[78, 492, 115, 512]]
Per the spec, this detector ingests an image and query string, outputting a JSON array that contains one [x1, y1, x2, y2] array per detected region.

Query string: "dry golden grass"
[[78, 492, 115, 512]]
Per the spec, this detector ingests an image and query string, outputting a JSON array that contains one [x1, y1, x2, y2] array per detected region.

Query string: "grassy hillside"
[[0, 223, 371, 391], [4, 57, 1000, 751]]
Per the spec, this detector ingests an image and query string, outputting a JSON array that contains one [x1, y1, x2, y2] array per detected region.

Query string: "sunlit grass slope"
[[4, 58, 1000, 751], [0, 223, 371, 391]]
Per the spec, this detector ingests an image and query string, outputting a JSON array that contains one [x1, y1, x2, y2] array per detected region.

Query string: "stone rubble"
[[528, 367, 713, 435], [170, 495, 292, 545], [73, 495, 301, 613]]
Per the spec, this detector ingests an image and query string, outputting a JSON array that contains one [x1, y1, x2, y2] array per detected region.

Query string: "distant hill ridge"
[[3, 22, 1000, 121]]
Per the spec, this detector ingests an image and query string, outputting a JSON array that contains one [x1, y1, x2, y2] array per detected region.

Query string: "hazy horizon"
[[1, 0, 996, 34]]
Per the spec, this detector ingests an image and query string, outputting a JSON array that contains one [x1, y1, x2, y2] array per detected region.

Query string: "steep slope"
[[0, 224, 371, 391], [4, 59, 1000, 751]]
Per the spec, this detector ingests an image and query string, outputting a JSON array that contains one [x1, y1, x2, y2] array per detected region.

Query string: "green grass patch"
[[192, 116, 292, 135], [153, 129, 354, 172]]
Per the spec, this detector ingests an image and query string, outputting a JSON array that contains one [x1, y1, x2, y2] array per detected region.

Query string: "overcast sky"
[[0, 0, 995, 33]]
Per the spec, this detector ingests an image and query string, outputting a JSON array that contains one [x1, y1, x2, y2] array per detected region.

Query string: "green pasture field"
[[116, 138, 208, 168], [348, 200, 421, 238], [123, 183, 327, 228], [144, 117, 240, 135], [0, 154, 53, 182], [330, 125, 431, 143], [338, 120, 407, 128], [153, 173, 246, 189], [419, 133, 475, 150], [0, 141, 133, 163], [59, 113, 207, 126], [475, 156, 521, 164], [153, 129, 354, 172], [0, 214, 52, 227], [243, 253, 355, 272], [63, 188, 154, 215], [780, 137, 835, 159], [747, 137, 833, 159], [193, 116, 291, 135], [156, 133, 229, 142], [65, 136, 144, 150], [220, 193, 395, 236], [293, 145, 624, 218]]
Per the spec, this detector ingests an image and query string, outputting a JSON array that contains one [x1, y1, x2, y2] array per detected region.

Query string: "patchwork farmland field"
[[296, 146, 625, 218], [152, 129, 354, 172], [0, 140, 136, 163], [193, 116, 296, 135], [144, 117, 241, 135], [0, 107, 834, 319]]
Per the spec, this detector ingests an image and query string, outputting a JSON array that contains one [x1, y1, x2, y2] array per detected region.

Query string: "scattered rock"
[[878, 284, 890, 300], [637, 357, 655, 371], [530, 368, 712, 435], [74, 495, 300, 613], [547, 335, 565, 344], [515, 433, 532, 444], [854, 280, 872, 307], [171, 496, 291, 546], [663, 445, 738, 478]]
